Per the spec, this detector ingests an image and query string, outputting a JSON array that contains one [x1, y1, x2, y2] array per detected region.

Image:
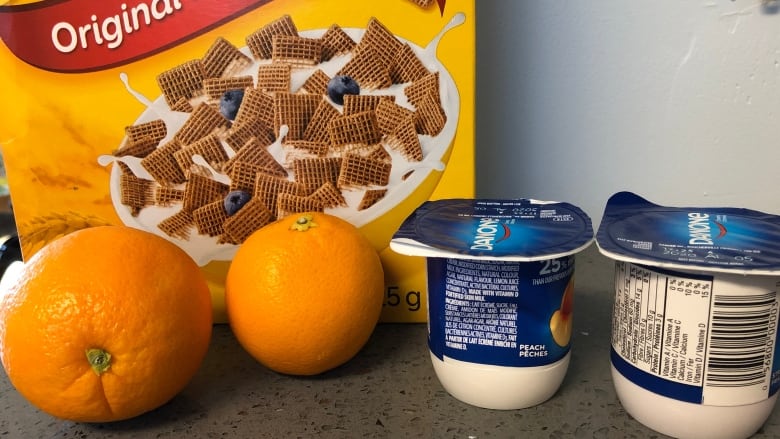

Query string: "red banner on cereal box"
[[0, 0, 271, 73]]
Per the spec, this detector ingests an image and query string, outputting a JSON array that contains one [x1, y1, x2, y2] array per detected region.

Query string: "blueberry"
[[223, 190, 251, 216], [327, 75, 360, 105], [219, 89, 245, 121]]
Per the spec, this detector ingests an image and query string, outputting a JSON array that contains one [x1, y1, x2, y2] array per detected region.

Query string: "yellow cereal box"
[[0, 0, 475, 323]]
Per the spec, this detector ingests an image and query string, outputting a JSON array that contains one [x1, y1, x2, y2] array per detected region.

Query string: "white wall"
[[475, 1, 780, 227]]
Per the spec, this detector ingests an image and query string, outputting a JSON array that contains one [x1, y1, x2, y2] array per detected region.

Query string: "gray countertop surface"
[[2, 245, 780, 438]]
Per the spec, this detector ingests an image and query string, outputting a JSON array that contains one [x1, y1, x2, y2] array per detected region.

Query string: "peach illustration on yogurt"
[[549, 278, 574, 347]]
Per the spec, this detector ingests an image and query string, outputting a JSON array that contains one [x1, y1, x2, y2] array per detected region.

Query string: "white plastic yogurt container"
[[390, 198, 594, 409], [597, 191, 780, 439]]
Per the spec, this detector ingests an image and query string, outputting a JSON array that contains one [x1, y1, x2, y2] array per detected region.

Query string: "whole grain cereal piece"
[[173, 133, 229, 173], [141, 138, 187, 185], [154, 186, 185, 207], [120, 172, 155, 217], [338, 46, 392, 90], [309, 182, 347, 208], [387, 117, 424, 161], [125, 119, 167, 144], [271, 35, 322, 68], [273, 93, 322, 140], [292, 157, 342, 193], [246, 15, 298, 60], [320, 24, 356, 61], [185, 162, 214, 179], [203, 77, 253, 100], [254, 173, 307, 214], [276, 193, 324, 219], [413, 91, 447, 136], [224, 118, 275, 153], [234, 88, 275, 127], [390, 43, 429, 84], [158, 210, 194, 240], [170, 97, 194, 113], [375, 98, 415, 135], [222, 198, 274, 244], [114, 136, 159, 158], [115, 161, 133, 175], [157, 59, 205, 108], [256, 63, 291, 94], [337, 153, 391, 188], [363, 143, 392, 163], [228, 161, 262, 194], [299, 69, 331, 95], [342, 94, 395, 116], [224, 137, 287, 176], [303, 99, 340, 144], [284, 140, 330, 156], [202, 37, 252, 79], [404, 71, 440, 106], [193, 200, 229, 237], [328, 110, 383, 148], [408, 0, 434, 6], [175, 103, 230, 145], [182, 174, 229, 213], [354, 18, 403, 69], [359, 189, 387, 210], [282, 140, 330, 165]]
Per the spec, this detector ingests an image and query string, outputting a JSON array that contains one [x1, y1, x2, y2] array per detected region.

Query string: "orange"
[[226, 212, 384, 376], [0, 226, 213, 422]]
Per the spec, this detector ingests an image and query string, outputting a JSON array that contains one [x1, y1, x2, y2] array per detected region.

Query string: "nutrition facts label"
[[442, 258, 520, 351], [611, 261, 780, 405]]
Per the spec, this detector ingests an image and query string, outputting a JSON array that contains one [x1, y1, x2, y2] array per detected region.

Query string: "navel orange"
[[225, 212, 384, 376], [0, 226, 213, 422]]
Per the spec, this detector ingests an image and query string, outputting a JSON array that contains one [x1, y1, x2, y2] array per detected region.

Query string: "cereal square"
[[337, 153, 391, 188], [225, 118, 275, 153], [299, 69, 330, 95], [303, 99, 340, 144], [203, 77, 253, 100], [276, 193, 324, 219], [273, 93, 322, 140], [224, 136, 287, 177], [175, 103, 230, 145], [158, 210, 194, 240], [234, 88, 275, 127], [256, 63, 291, 94], [156, 59, 205, 108], [202, 37, 252, 78], [182, 174, 229, 213], [125, 119, 167, 145], [320, 24, 356, 61], [328, 110, 383, 148], [293, 157, 342, 192], [222, 198, 274, 244], [141, 139, 187, 185], [193, 200, 229, 237], [246, 15, 298, 60], [271, 35, 322, 68]]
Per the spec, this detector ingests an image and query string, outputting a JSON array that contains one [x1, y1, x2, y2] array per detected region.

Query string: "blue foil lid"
[[596, 191, 780, 275], [390, 198, 594, 261]]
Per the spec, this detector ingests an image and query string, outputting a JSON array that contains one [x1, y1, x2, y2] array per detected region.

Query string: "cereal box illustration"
[[0, 0, 475, 323]]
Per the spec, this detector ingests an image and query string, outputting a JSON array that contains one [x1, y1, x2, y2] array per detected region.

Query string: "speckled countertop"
[[2, 245, 780, 438]]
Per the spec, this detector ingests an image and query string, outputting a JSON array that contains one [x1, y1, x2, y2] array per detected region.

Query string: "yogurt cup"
[[390, 198, 594, 409], [597, 191, 780, 439]]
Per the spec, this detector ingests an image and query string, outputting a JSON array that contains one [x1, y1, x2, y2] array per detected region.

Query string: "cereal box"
[[0, 0, 475, 323]]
